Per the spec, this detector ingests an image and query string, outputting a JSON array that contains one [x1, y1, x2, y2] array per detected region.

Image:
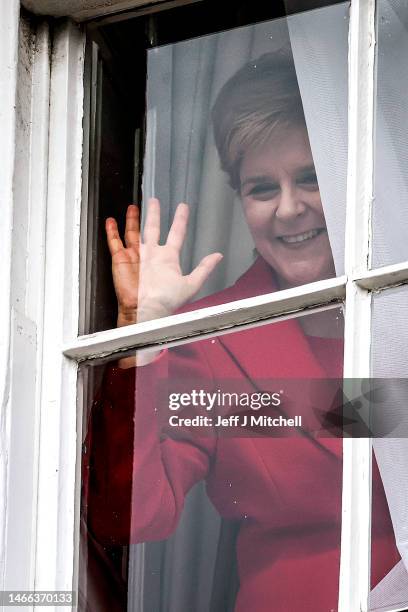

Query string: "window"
[[73, 0, 408, 610], [77, 2, 355, 609], [81, 0, 349, 335]]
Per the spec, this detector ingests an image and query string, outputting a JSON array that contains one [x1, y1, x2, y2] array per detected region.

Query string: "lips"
[[277, 228, 325, 245]]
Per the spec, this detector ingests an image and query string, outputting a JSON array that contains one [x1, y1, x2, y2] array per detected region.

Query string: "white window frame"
[[0, 0, 20, 593], [2, 0, 408, 611], [21, 0, 177, 22]]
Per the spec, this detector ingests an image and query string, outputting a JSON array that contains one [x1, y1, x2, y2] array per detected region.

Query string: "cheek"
[[242, 202, 271, 237], [312, 195, 325, 218]]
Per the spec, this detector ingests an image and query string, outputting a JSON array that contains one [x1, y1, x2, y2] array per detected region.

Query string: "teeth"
[[280, 229, 320, 244]]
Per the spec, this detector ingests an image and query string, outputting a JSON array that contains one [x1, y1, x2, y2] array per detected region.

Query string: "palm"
[[106, 198, 223, 325]]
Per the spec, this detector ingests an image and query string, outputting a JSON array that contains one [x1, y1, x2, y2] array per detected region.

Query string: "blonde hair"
[[211, 53, 305, 190]]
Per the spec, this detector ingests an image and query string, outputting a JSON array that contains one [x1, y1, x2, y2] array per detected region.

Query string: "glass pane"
[[79, 307, 355, 611], [372, 1, 408, 268], [81, 1, 349, 333], [369, 286, 408, 611]]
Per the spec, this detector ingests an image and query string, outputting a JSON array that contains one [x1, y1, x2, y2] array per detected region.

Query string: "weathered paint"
[[34, 21, 85, 599], [63, 276, 347, 362], [339, 0, 376, 610], [0, 0, 21, 593], [22, 0, 166, 21], [2, 11, 52, 597]]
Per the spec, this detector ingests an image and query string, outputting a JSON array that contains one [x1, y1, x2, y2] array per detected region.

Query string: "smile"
[[278, 228, 325, 244]]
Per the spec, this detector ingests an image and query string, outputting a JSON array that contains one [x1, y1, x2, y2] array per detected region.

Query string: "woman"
[[83, 54, 400, 611]]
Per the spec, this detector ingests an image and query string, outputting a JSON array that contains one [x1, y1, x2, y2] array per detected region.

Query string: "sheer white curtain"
[[373, 0, 408, 268], [370, 286, 408, 611], [371, 1, 408, 608], [288, 4, 348, 275]]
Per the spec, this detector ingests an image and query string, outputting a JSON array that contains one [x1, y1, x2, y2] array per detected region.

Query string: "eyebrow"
[[240, 164, 316, 190], [296, 164, 317, 177], [240, 175, 277, 190]]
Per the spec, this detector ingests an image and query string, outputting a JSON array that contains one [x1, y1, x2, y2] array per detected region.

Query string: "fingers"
[[105, 217, 125, 256], [166, 203, 189, 251], [124, 204, 140, 250], [187, 253, 223, 295], [143, 197, 161, 244]]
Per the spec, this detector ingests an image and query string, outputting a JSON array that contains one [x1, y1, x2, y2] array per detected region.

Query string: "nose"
[[275, 184, 307, 221]]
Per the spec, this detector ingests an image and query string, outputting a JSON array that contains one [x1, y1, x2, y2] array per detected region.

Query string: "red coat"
[[83, 257, 400, 611]]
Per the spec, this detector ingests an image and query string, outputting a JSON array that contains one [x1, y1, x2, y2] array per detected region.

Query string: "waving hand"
[[106, 198, 223, 327]]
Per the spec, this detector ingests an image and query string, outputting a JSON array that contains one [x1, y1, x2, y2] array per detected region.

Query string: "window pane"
[[372, 286, 408, 378], [372, 1, 408, 268], [369, 287, 408, 611], [81, 1, 349, 333], [79, 307, 354, 611]]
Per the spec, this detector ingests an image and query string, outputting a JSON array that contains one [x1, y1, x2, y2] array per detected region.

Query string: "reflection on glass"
[[370, 287, 408, 611], [89, 2, 349, 333], [78, 306, 349, 611], [373, 1, 408, 268]]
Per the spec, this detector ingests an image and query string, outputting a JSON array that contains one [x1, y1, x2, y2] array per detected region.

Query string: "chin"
[[276, 264, 335, 289], [258, 246, 336, 288]]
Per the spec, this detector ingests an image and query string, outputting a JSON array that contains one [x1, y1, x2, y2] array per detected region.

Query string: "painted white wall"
[[0, 6, 84, 604]]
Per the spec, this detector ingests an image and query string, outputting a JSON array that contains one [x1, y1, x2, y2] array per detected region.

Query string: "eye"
[[297, 171, 319, 190], [244, 183, 280, 201]]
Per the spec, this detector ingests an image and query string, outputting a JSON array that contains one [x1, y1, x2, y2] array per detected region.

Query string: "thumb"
[[186, 253, 223, 297]]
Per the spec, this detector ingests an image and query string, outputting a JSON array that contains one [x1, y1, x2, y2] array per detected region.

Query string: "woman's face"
[[239, 125, 335, 289]]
